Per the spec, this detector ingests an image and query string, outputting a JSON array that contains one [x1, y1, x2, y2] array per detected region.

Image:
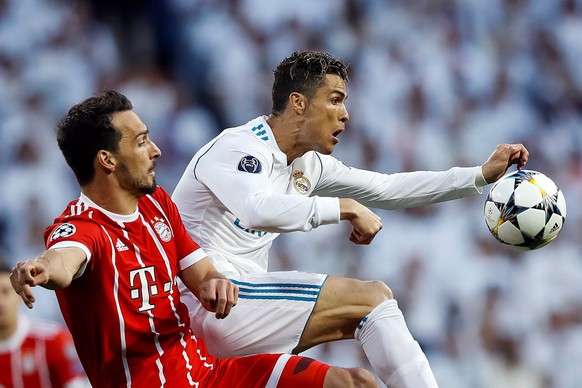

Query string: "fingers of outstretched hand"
[[10, 262, 37, 308], [508, 143, 529, 168], [499, 143, 528, 166], [484, 143, 529, 183]]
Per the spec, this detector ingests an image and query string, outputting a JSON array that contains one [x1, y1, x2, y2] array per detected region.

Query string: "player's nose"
[[339, 105, 349, 123], [151, 141, 161, 159]]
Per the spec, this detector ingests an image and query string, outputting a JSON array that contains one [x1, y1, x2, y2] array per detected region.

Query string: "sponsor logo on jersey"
[[116, 238, 129, 252], [293, 171, 311, 194], [50, 223, 76, 241], [234, 217, 268, 237], [238, 155, 262, 174], [152, 217, 172, 242]]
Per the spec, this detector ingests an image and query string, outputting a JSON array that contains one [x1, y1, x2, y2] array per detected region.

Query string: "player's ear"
[[289, 92, 307, 115], [97, 150, 116, 173]]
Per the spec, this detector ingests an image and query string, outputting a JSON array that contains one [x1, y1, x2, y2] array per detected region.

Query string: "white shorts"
[[180, 271, 328, 357]]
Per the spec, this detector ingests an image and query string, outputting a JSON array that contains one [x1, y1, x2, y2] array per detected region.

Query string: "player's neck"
[[81, 181, 139, 215], [267, 114, 308, 165]]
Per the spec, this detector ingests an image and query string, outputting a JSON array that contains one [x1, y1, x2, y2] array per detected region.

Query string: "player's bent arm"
[[10, 247, 86, 308], [196, 148, 340, 232], [180, 257, 239, 319]]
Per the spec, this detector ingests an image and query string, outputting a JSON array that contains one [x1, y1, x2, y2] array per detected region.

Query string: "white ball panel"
[[490, 178, 516, 203], [532, 173, 558, 196], [513, 181, 542, 207], [516, 208, 546, 238], [484, 201, 501, 231], [497, 221, 525, 245]]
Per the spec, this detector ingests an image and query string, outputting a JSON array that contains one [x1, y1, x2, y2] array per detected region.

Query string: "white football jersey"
[[172, 116, 484, 276]]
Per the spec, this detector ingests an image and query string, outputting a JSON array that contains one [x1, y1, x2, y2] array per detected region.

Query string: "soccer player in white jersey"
[[9, 90, 378, 387], [172, 50, 529, 387]]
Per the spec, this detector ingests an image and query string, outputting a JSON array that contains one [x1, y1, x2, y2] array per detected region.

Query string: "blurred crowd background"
[[1, 0, 581, 386]]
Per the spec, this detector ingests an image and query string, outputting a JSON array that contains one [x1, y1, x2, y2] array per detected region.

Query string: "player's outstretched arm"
[[180, 257, 239, 319], [10, 248, 86, 309], [481, 143, 529, 184]]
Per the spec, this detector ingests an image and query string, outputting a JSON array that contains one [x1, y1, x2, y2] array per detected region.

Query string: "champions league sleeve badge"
[[237, 155, 262, 174], [50, 223, 77, 241]]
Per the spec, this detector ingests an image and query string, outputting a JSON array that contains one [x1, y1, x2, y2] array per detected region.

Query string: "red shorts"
[[203, 353, 330, 387]]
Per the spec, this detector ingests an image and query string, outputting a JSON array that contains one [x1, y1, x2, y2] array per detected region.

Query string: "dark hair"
[[271, 50, 349, 115], [56, 90, 133, 186]]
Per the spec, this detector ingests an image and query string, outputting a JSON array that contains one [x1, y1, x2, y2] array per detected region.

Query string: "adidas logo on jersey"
[[116, 239, 129, 252]]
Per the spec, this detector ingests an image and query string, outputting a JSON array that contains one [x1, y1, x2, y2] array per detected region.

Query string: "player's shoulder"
[[294, 151, 336, 170], [206, 117, 271, 154], [45, 200, 104, 243]]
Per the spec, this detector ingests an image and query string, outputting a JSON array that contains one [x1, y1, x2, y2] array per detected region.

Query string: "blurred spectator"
[[0, 260, 89, 388]]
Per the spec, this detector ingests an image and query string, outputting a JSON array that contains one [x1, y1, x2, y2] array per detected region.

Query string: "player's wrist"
[[339, 198, 358, 220], [476, 166, 488, 187]]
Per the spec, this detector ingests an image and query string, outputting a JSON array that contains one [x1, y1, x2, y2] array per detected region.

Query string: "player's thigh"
[[296, 276, 392, 352], [181, 271, 327, 357]]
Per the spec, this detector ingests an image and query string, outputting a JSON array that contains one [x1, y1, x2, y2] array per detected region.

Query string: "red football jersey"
[[0, 315, 85, 388], [44, 187, 214, 387]]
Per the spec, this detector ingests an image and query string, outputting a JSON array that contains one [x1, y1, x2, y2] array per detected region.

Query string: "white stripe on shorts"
[[265, 354, 292, 388]]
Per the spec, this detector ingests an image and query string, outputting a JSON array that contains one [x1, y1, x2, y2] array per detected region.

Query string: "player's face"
[[301, 74, 349, 155], [111, 111, 161, 196], [0, 273, 20, 332]]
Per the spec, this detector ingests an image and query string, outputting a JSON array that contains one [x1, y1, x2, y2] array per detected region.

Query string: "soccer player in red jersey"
[[9, 90, 378, 387], [0, 260, 88, 388]]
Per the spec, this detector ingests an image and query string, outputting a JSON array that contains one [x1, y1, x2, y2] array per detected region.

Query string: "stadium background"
[[1, 0, 581, 386]]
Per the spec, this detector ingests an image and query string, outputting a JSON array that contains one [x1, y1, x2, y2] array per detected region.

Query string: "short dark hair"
[[56, 90, 133, 186], [271, 50, 349, 115]]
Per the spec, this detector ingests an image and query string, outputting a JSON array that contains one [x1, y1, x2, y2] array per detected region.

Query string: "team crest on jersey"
[[152, 217, 172, 242], [292, 170, 311, 194], [50, 223, 76, 241], [238, 155, 262, 174]]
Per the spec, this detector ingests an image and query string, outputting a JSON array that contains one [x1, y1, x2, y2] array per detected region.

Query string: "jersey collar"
[[79, 193, 140, 223]]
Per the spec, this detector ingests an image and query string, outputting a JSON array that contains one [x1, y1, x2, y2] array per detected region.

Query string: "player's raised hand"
[[339, 199, 383, 245], [10, 260, 50, 309], [481, 143, 529, 184]]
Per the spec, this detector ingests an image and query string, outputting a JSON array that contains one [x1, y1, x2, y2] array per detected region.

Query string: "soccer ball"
[[484, 170, 567, 250]]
